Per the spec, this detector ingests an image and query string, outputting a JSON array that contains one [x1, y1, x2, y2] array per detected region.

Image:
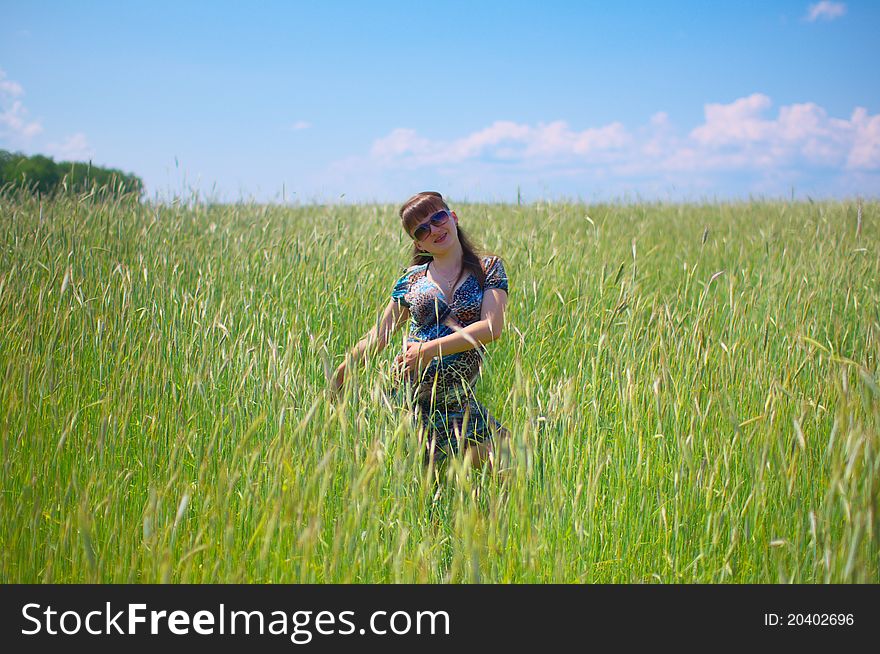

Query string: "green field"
[[1, 191, 877, 582]]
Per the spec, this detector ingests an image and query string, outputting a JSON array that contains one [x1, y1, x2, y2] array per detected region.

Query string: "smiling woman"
[[331, 191, 510, 473]]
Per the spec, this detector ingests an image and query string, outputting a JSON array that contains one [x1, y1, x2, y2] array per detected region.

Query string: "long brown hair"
[[399, 191, 487, 287]]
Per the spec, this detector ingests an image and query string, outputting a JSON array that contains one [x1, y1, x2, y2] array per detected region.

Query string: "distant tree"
[[0, 150, 144, 197]]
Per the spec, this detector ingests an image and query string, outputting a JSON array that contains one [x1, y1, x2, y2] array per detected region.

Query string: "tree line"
[[0, 150, 144, 197]]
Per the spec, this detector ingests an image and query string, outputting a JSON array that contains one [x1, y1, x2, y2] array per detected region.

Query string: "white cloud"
[[1, 68, 97, 162], [328, 94, 880, 201], [0, 100, 43, 140], [369, 119, 630, 167], [685, 96, 876, 172], [690, 94, 774, 145], [0, 74, 24, 97], [46, 133, 94, 161], [364, 95, 879, 176], [289, 120, 312, 130], [805, 1, 846, 22], [649, 112, 669, 127], [847, 108, 880, 169], [0, 68, 43, 144], [446, 120, 532, 161], [371, 127, 432, 160]]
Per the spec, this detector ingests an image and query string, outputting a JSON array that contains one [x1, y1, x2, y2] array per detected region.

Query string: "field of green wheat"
[[1, 190, 877, 583]]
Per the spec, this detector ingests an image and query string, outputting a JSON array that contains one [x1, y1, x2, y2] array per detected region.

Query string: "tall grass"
[[0, 190, 877, 582]]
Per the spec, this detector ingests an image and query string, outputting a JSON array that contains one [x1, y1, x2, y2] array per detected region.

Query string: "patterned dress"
[[390, 255, 509, 464]]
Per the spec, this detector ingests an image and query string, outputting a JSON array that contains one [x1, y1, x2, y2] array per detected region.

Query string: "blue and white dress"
[[390, 255, 509, 463]]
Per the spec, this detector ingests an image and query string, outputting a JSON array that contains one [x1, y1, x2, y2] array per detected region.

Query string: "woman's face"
[[410, 210, 459, 254]]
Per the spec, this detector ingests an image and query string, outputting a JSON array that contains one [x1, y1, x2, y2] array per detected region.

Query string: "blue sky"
[[2, 0, 878, 203]]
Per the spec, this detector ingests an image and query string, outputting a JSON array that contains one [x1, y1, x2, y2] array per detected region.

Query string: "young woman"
[[331, 191, 510, 471]]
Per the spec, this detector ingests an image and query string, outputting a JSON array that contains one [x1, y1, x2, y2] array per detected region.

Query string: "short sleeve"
[[483, 256, 509, 294], [390, 267, 414, 307]]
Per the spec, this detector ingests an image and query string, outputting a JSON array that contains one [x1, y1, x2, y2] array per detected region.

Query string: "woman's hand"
[[331, 299, 410, 396], [327, 362, 345, 400], [394, 341, 437, 378]]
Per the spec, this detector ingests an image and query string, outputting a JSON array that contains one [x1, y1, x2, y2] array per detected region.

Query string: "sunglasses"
[[410, 210, 451, 241]]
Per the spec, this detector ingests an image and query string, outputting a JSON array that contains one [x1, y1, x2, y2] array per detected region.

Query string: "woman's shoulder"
[[394, 262, 429, 284], [400, 262, 429, 276], [479, 254, 505, 270], [392, 262, 429, 305], [479, 254, 508, 292]]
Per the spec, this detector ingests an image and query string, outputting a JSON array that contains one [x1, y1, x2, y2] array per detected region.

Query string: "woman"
[[331, 191, 510, 472]]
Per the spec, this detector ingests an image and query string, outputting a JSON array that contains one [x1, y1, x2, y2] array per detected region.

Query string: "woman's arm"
[[331, 299, 409, 393], [398, 288, 507, 373]]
